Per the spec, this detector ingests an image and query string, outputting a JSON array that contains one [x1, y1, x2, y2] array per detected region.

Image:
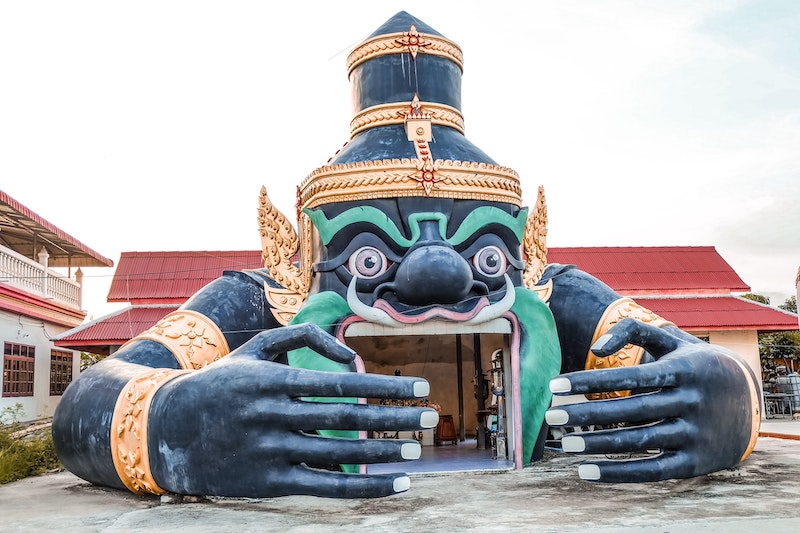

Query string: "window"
[[3, 342, 35, 397], [50, 350, 73, 395]]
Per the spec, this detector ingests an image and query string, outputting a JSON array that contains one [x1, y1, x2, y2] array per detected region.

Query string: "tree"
[[758, 296, 800, 375], [760, 331, 800, 368], [742, 293, 770, 305], [781, 295, 797, 314], [80, 352, 105, 371]]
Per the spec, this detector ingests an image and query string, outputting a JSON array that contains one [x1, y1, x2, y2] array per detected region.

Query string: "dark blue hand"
[[148, 324, 438, 497], [545, 318, 759, 482]]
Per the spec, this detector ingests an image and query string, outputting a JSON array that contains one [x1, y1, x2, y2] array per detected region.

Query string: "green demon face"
[[305, 197, 528, 326]]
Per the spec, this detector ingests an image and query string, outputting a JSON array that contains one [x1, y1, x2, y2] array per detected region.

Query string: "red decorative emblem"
[[410, 154, 440, 196], [395, 24, 431, 60]]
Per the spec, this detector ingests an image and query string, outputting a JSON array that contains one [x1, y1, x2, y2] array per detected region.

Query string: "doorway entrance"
[[342, 319, 516, 473]]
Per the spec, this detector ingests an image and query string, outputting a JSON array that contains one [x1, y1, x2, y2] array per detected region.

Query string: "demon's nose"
[[394, 245, 472, 305]]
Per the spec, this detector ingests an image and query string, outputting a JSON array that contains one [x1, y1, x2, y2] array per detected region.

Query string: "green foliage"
[[80, 351, 105, 371], [742, 293, 770, 305], [0, 405, 61, 485], [755, 295, 800, 373], [780, 296, 797, 314], [760, 330, 800, 361]]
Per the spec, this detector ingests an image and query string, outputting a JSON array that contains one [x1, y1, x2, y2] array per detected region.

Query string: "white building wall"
[[697, 329, 766, 420], [705, 329, 761, 382], [0, 308, 79, 422]]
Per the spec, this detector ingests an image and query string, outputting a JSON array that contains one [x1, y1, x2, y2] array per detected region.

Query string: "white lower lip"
[[346, 274, 516, 327]]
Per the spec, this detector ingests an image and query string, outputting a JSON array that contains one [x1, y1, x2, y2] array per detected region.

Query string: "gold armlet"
[[585, 298, 674, 401], [123, 310, 231, 370], [724, 354, 760, 461], [111, 368, 191, 495]]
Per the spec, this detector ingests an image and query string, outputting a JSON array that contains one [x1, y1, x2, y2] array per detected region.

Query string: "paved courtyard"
[[2, 421, 800, 532]]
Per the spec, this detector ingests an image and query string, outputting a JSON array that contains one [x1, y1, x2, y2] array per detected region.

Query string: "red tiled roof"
[[58, 247, 795, 355], [53, 304, 179, 354], [547, 246, 749, 295], [639, 296, 798, 331], [107, 251, 264, 303]]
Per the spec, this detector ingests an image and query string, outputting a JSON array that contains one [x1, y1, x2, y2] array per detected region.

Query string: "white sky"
[[2, 1, 799, 319]]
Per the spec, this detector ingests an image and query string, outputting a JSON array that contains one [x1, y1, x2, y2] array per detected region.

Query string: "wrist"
[[585, 298, 674, 400], [110, 368, 191, 495]]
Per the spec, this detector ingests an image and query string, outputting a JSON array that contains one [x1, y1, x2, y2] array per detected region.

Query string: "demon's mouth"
[[346, 273, 516, 327]]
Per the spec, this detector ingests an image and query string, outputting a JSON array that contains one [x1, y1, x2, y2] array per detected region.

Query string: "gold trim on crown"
[[258, 186, 310, 297], [347, 30, 464, 77], [257, 186, 310, 325], [350, 101, 465, 138], [523, 186, 548, 288], [299, 158, 522, 210]]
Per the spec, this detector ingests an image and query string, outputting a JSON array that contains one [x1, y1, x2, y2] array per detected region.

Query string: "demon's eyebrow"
[[304, 205, 528, 247], [447, 206, 528, 246], [304, 206, 414, 246]]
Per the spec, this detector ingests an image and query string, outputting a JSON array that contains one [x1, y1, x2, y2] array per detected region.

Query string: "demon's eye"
[[472, 245, 507, 277], [348, 246, 390, 279]]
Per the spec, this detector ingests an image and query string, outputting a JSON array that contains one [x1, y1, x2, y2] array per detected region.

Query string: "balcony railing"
[[0, 246, 81, 309]]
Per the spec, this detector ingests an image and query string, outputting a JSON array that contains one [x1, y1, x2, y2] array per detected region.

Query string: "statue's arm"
[[540, 264, 689, 373], [540, 264, 761, 481], [52, 269, 279, 488]]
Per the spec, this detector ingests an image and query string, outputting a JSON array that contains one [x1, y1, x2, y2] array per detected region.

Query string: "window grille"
[[3, 342, 35, 397], [50, 349, 73, 396]]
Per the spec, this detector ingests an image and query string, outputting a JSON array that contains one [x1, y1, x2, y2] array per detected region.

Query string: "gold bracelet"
[[122, 310, 230, 370], [585, 298, 673, 400], [111, 368, 191, 495], [723, 353, 761, 461]]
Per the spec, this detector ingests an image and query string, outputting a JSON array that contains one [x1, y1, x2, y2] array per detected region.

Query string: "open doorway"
[[343, 322, 516, 474]]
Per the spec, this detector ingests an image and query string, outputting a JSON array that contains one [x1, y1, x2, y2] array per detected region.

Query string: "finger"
[[560, 419, 691, 455], [270, 402, 439, 432], [284, 368, 432, 401], [290, 465, 413, 498], [545, 389, 696, 427], [284, 433, 422, 465], [550, 359, 684, 396], [591, 318, 679, 359], [576, 451, 695, 483], [253, 323, 356, 364]]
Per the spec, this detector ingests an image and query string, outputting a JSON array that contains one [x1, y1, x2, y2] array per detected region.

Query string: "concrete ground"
[[3, 420, 800, 532]]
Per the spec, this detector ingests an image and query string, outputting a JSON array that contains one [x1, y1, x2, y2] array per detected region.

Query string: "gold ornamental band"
[[299, 158, 522, 210], [725, 354, 760, 461], [350, 101, 465, 138], [347, 31, 464, 77], [584, 298, 674, 401], [111, 368, 191, 495], [123, 310, 230, 370]]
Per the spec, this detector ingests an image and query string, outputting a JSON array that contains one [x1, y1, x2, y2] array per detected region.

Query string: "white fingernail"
[[393, 476, 411, 493], [578, 464, 601, 481], [550, 377, 571, 393], [401, 442, 421, 460], [420, 410, 439, 428], [561, 435, 585, 452], [545, 409, 569, 425], [413, 381, 430, 398], [336, 339, 356, 354], [591, 334, 613, 352]]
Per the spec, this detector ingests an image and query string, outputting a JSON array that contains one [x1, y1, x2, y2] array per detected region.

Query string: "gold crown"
[[298, 158, 522, 210], [346, 24, 463, 78]]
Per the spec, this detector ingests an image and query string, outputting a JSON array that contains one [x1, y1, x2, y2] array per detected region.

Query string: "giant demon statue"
[[53, 12, 761, 499]]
